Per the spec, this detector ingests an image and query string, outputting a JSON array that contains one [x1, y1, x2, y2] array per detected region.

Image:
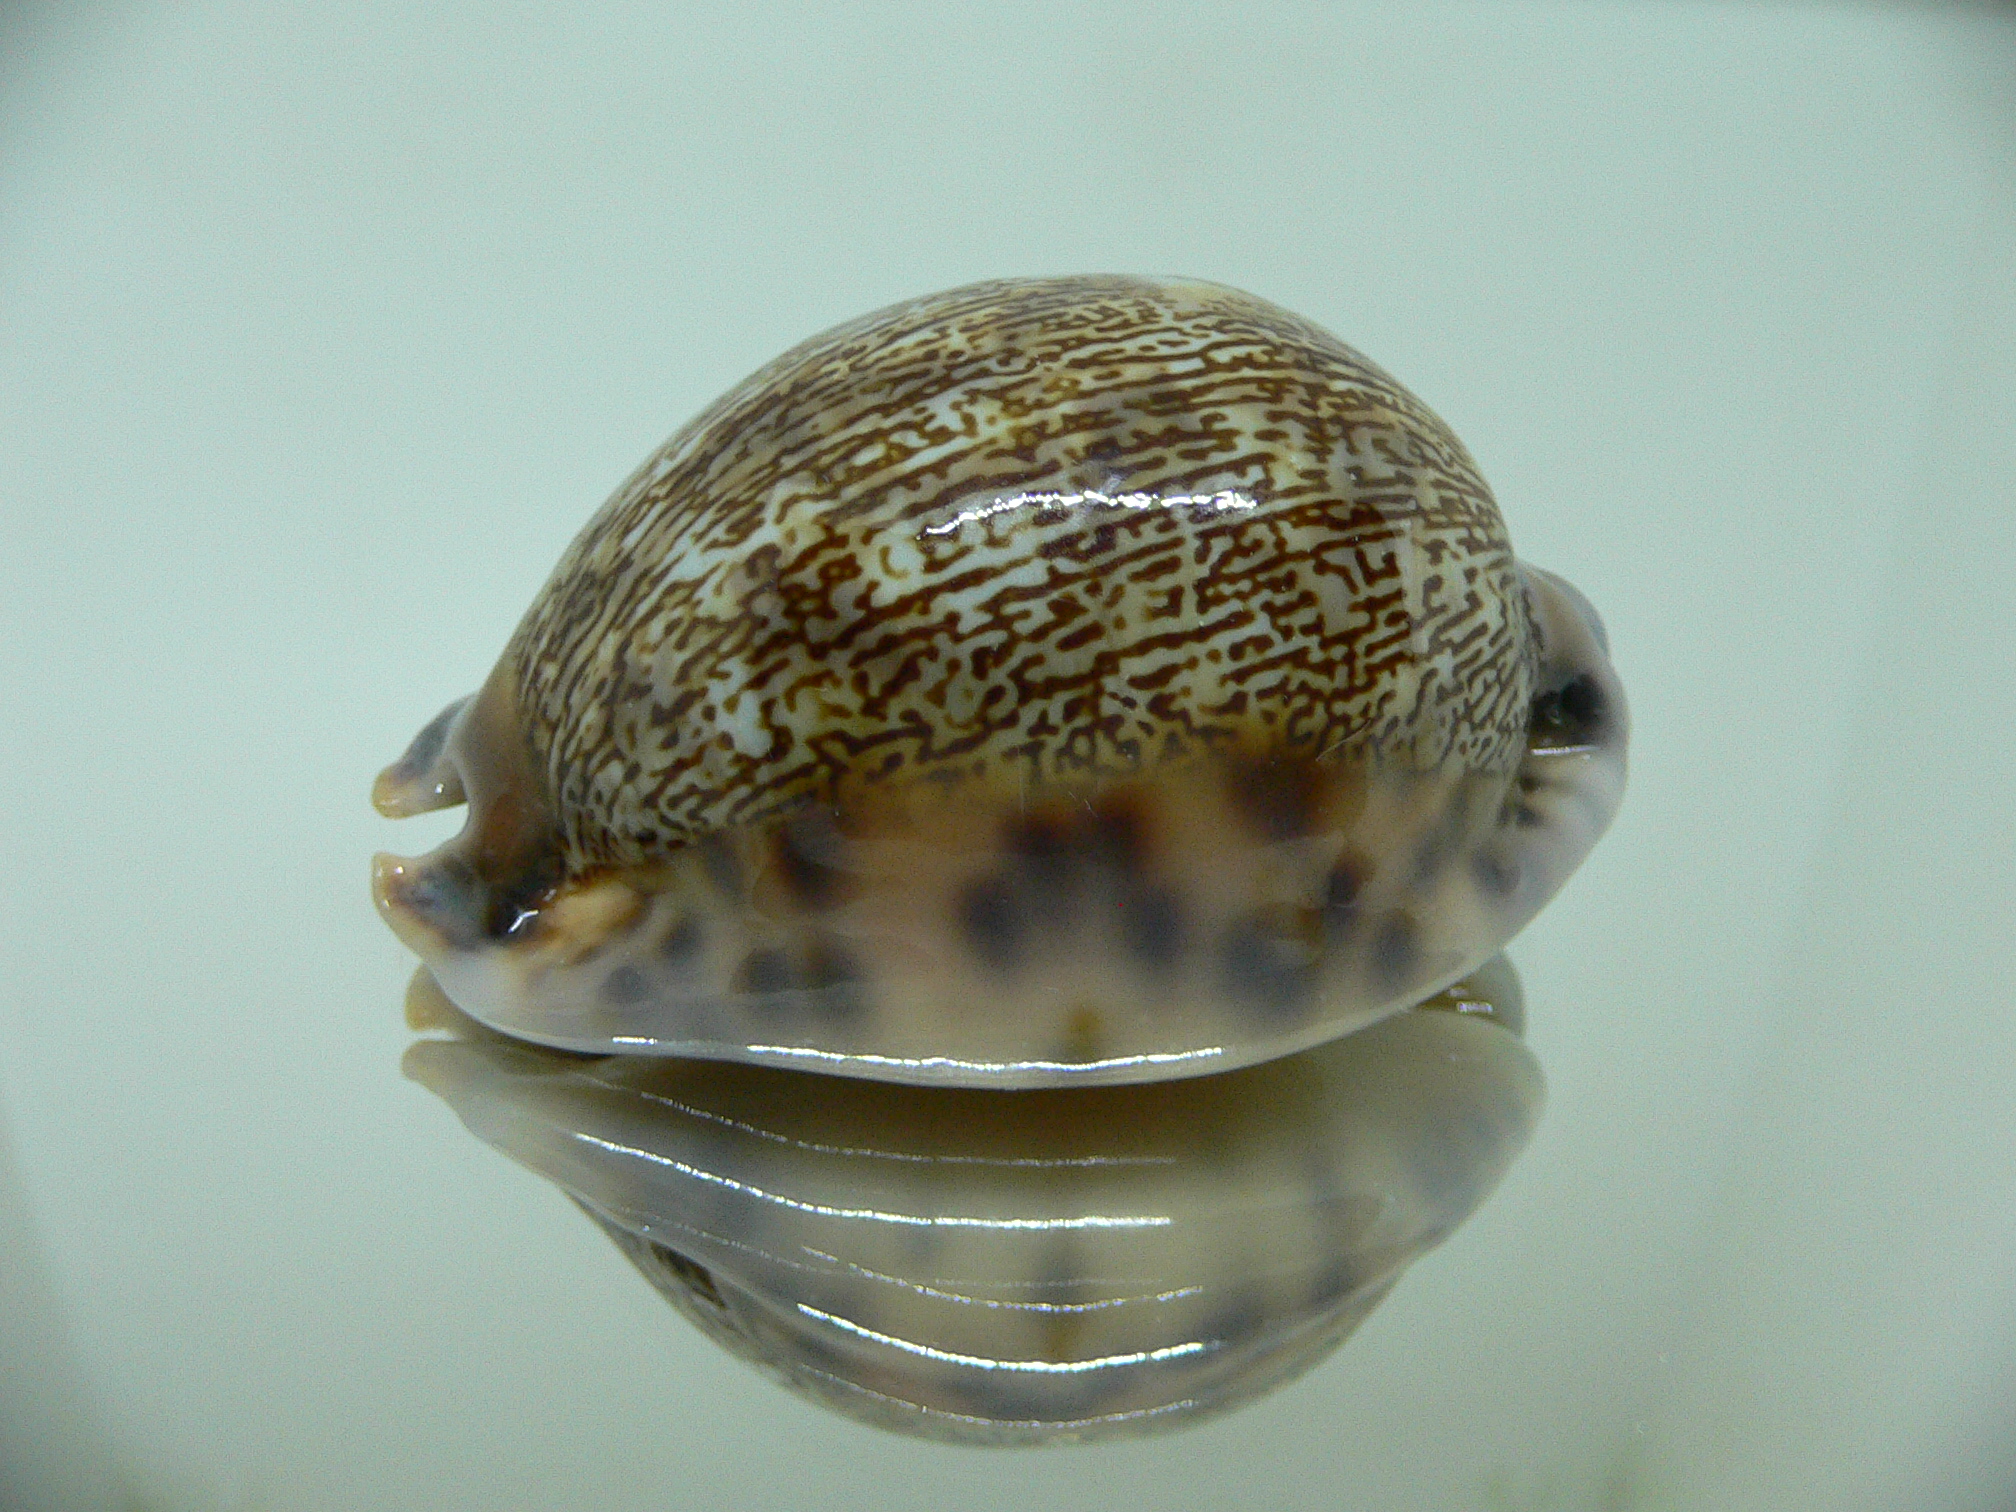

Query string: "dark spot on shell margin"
[[959, 874, 1026, 972], [1005, 810, 1077, 886], [1086, 793, 1152, 874], [773, 807, 850, 909], [733, 947, 794, 997], [1225, 755, 1326, 841], [1323, 851, 1370, 932], [803, 939, 869, 1021], [1118, 883, 1186, 972], [699, 833, 744, 896], [659, 910, 704, 967], [1222, 905, 1323, 1019], [1473, 851, 1520, 898], [1372, 911, 1419, 991], [601, 964, 649, 1006], [484, 851, 565, 941]]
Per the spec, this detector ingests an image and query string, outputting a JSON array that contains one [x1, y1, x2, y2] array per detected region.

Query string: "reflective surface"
[[407, 962, 1540, 1443], [3, 5, 2013, 1510]]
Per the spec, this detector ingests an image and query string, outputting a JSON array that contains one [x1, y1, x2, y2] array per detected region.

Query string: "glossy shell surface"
[[374, 276, 1626, 1086], [405, 959, 1543, 1444]]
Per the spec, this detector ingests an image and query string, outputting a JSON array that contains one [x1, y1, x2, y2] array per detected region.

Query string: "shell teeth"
[[371, 852, 460, 956]]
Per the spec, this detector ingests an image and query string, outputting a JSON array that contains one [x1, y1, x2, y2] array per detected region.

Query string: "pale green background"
[[2, 4, 2012, 1509]]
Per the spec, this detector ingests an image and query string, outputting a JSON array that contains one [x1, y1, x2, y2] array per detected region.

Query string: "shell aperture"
[[373, 276, 1626, 1087]]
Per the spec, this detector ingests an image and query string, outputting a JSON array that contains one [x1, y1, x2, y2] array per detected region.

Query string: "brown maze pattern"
[[505, 277, 1539, 870]]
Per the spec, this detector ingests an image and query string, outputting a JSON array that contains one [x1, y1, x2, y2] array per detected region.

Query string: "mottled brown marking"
[[502, 277, 1540, 870], [1086, 792, 1153, 873], [1225, 754, 1327, 841], [1005, 808, 1077, 881]]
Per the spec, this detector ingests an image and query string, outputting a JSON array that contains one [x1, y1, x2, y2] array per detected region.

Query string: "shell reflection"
[[405, 957, 1541, 1444]]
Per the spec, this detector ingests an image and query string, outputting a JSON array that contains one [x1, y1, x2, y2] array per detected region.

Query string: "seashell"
[[373, 276, 1624, 1086], [404, 957, 1544, 1444]]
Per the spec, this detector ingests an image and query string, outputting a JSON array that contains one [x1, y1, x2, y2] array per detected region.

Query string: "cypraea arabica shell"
[[373, 276, 1624, 1086]]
